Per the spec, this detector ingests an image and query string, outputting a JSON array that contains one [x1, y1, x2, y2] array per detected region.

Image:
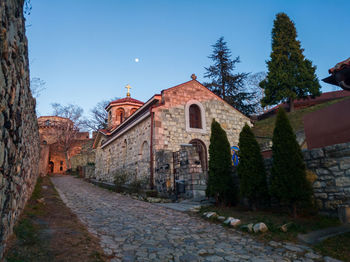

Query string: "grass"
[[252, 97, 350, 140], [5, 176, 107, 262], [199, 205, 340, 242], [314, 232, 350, 262]]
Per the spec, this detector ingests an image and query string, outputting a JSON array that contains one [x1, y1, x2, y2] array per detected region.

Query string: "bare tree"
[[30, 77, 46, 98], [81, 97, 119, 131], [246, 72, 270, 114], [51, 103, 84, 170]]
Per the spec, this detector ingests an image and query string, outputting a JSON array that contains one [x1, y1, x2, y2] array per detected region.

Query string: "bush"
[[206, 119, 237, 205], [113, 171, 128, 192], [237, 124, 269, 209], [129, 176, 148, 194], [270, 108, 312, 217]]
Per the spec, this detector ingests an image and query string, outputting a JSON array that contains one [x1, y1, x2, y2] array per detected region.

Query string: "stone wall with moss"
[[0, 0, 40, 257]]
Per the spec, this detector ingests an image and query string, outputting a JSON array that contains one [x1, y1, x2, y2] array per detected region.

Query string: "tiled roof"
[[109, 97, 144, 105], [329, 58, 350, 74]]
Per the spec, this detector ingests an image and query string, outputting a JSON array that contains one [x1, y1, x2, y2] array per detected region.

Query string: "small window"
[[189, 104, 202, 128], [45, 120, 50, 126], [116, 108, 125, 124]]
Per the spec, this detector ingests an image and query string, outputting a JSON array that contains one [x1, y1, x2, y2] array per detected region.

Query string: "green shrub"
[[237, 124, 269, 209], [206, 119, 237, 205], [270, 108, 312, 217], [146, 190, 158, 198], [113, 171, 128, 192]]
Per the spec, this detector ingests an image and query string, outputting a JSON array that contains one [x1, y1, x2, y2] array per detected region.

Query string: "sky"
[[25, 0, 350, 118]]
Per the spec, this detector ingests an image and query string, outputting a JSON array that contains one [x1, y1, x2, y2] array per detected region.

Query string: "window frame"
[[185, 100, 207, 134]]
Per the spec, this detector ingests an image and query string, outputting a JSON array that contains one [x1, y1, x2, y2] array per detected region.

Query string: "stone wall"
[[95, 116, 151, 183], [153, 81, 251, 153], [154, 145, 206, 200], [264, 142, 350, 216], [70, 140, 95, 171], [304, 142, 350, 216], [0, 0, 40, 257]]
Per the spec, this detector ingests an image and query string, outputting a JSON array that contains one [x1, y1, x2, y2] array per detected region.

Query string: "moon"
[[134, 58, 139, 63]]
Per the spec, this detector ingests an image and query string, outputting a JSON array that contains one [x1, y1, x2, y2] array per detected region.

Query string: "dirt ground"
[[4, 176, 108, 262]]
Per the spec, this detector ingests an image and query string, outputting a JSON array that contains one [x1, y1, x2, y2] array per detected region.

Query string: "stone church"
[[93, 75, 250, 199]]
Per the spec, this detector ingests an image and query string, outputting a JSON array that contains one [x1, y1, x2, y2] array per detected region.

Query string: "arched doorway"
[[189, 139, 208, 172], [49, 161, 54, 173]]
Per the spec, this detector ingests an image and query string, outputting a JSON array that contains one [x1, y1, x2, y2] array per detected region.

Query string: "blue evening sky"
[[26, 0, 350, 117]]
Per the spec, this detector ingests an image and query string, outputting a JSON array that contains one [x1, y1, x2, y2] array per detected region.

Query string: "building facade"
[[38, 116, 91, 175], [93, 76, 251, 199]]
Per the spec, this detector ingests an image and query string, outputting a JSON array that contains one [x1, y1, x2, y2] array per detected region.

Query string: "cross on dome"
[[125, 84, 131, 97]]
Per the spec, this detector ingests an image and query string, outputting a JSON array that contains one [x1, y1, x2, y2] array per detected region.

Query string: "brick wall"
[[0, 0, 40, 257]]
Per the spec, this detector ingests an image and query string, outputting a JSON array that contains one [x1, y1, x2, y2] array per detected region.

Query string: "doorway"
[[189, 139, 208, 172]]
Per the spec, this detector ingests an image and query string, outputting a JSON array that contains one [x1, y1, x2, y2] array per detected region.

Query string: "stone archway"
[[189, 139, 208, 172]]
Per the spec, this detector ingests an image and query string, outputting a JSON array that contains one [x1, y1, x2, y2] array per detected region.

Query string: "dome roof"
[[109, 97, 144, 105]]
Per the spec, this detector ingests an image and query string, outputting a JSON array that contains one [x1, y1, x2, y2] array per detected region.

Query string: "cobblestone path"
[[51, 176, 328, 262]]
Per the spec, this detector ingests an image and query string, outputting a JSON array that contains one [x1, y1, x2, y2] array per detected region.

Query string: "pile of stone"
[[202, 211, 270, 233]]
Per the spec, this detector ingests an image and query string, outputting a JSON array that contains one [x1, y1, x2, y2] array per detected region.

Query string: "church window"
[[185, 100, 207, 133], [189, 104, 202, 128], [116, 108, 125, 124]]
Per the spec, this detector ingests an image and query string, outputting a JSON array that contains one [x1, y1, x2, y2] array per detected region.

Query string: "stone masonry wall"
[[154, 145, 206, 200], [304, 142, 350, 216], [264, 142, 350, 216], [95, 116, 151, 184], [0, 0, 40, 257], [153, 81, 251, 154], [70, 140, 95, 171]]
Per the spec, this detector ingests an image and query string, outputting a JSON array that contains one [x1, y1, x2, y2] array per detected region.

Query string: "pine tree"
[[270, 108, 312, 217], [204, 37, 257, 116], [237, 124, 268, 210], [206, 119, 237, 205], [260, 13, 321, 112]]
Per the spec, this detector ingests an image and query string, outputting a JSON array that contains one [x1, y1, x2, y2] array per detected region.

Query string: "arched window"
[[189, 104, 202, 128], [116, 108, 125, 124], [185, 100, 207, 133], [140, 141, 150, 161]]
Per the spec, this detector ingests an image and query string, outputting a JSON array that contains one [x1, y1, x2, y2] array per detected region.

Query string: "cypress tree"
[[260, 13, 321, 112], [270, 108, 312, 217], [237, 124, 268, 210], [206, 119, 237, 205]]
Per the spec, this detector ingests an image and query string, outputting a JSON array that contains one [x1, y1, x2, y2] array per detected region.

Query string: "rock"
[[268, 241, 280, 247], [217, 216, 226, 221], [324, 256, 343, 262], [223, 217, 235, 224], [146, 197, 162, 203], [253, 222, 268, 233], [36, 198, 45, 204], [305, 252, 321, 259], [230, 219, 241, 227], [284, 244, 304, 253], [205, 212, 217, 218], [247, 223, 254, 232], [280, 223, 293, 232]]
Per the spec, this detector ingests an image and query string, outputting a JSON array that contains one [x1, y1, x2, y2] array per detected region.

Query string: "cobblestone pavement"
[[51, 176, 331, 262]]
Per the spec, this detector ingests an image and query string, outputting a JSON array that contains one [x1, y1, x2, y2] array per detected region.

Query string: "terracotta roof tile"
[[329, 58, 350, 74], [109, 97, 144, 105]]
